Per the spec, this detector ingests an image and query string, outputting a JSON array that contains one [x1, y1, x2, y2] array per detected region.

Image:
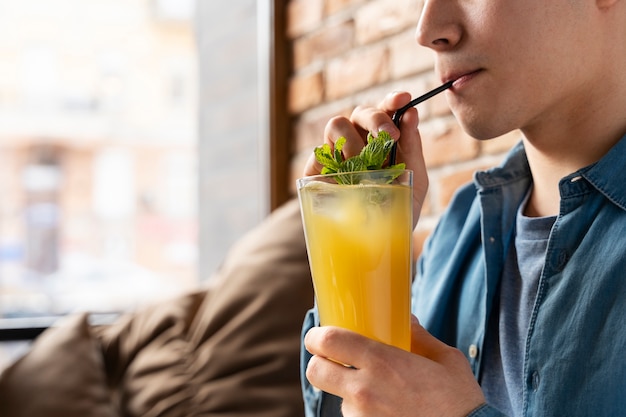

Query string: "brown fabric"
[[98, 198, 314, 416], [97, 291, 208, 416], [0, 314, 118, 417], [0, 198, 313, 417], [184, 198, 313, 417]]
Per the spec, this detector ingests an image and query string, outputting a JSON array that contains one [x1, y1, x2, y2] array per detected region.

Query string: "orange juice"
[[298, 171, 413, 351]]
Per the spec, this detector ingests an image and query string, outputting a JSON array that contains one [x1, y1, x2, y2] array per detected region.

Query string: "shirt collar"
[[472, 133, 626, 212], [577, 133, 626, 212], [473, 141, 530, 190]]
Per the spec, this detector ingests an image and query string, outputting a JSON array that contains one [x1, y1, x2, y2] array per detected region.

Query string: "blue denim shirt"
[[301, 134, 626, 417]]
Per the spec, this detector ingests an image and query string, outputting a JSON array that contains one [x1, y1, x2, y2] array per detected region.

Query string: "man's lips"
[[443, 69, 482, 88]]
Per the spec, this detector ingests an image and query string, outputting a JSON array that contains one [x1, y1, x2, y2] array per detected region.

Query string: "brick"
[[325, 0, 368, 15], [381, 74, 450, 122], [354, 0, 423, 45], [288, 70, 325, 113], [292, 19, 355, 70], [294, 115, 330, 153], [389, 30, 435, 79], [418, 189, 433, 217], [289, 150, 311, 195], [400, 74, 452, 121], [287, 0, 325, 39], [428, 88, 453, 118], [325, 45, 389, 100], [396, 75, 430, 103], [435, 166, 480, 209], [420, 119, 480, 168], [293, 104, 353, 152]]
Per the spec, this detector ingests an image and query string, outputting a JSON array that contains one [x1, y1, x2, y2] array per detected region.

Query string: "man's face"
[[416, 0, 601, 140]]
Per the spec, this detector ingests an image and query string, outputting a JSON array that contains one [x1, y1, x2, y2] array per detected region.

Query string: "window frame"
[[258, 0, 291, 211]]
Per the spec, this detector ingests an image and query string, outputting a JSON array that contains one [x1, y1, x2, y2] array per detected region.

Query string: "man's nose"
[[416, 0, 462, 51]]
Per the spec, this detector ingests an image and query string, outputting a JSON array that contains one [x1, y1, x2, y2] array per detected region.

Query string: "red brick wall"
[[285, 0, 520, 254]]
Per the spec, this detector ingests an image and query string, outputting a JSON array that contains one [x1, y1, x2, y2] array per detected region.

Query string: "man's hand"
[[304, 315, 486, 417], [303, 91, 429, 227]]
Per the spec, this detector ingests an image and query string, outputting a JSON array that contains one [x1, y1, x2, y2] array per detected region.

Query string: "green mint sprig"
[[314, 130, 406, 185]]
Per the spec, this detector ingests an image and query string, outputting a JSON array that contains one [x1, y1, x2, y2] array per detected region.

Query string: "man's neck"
[[517, 1, 626, 218], [521, 86, 626, 218]]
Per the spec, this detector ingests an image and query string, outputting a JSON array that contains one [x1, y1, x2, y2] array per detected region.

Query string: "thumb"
[[393, 108, 428, 227], [410, 315, 450, 360]]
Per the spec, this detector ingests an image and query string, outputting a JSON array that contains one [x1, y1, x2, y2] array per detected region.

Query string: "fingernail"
[[378, 123, 399, 137]]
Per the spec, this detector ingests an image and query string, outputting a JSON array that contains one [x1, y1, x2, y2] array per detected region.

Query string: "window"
[[0, 1, 198, 322], [152, 0, 195, 22], [0, 0, 290, 372]]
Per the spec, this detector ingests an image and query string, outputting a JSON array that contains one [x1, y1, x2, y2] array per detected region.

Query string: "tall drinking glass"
[[297, 169, 413, 351]]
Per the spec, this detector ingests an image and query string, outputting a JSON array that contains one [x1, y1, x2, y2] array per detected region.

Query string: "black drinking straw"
[[388, 80, 454, 165]]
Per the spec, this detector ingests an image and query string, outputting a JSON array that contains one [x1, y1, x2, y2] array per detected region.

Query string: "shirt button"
[[532, 371, 540, 391], [468, 344, 479, 359]]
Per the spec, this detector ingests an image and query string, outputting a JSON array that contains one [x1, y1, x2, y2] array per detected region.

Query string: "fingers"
[[352, 92, 426, 182], [324, 116, 368, 160], [349, 105, 400, 140], [303, 152, 324, 177], [411, 315, 440, 359], [304, 326, 409, 400], [305, 326, 371, 369], [301, 91, 430, 224], [305, 322, 485, 417], [410, 315, 460, 363], [304, 326, 363, 397], [350, 91, 414, 137], [302, 115, 367, 177], [306, 320, 486, 417], [393, 108, 429, 223]]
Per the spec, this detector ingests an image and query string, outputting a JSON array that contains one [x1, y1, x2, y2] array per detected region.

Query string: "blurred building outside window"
[[0, 0, 199, 340]]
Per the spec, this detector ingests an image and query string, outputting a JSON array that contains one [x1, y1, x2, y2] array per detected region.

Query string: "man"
[[301, 0, 626, 415]]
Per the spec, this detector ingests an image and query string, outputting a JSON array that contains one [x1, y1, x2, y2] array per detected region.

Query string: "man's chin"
[[456, 116, 512, 142]]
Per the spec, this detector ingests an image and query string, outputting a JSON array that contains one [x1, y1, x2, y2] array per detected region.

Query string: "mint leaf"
[[334, 137, 346, 164], [314, 137, 351, 175], [313, 130, 407, 184], [360, 131, 395, 170], [314, 144, 339, 174]]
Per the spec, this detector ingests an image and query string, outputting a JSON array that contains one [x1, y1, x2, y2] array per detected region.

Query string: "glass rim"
[[297, 168, 413, 188]]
